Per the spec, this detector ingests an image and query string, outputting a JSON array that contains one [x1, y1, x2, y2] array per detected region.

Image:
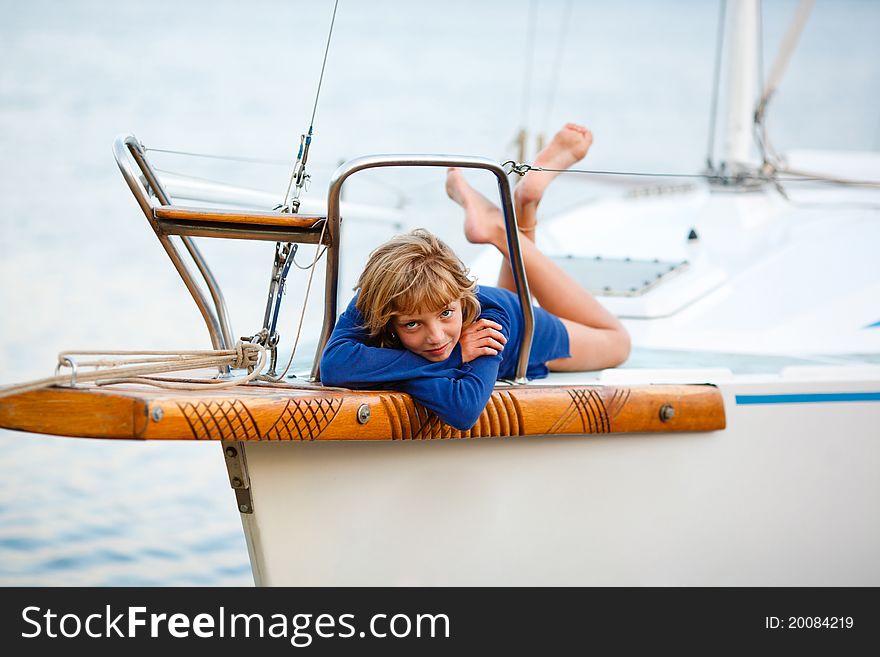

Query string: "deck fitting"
[[222, 441, 253, 514], [659, 404, 676, 422]]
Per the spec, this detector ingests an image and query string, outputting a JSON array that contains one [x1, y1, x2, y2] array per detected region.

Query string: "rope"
[[775, 167, 880, 188], [0, 223, 342, 397], [0, 343, 268, 400], [756, 0, 814, 121], [754, 0, 815, 175]]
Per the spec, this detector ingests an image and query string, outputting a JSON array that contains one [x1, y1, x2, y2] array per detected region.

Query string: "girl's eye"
[[404, 321, 418, 329], [440, 309, 454, 318]]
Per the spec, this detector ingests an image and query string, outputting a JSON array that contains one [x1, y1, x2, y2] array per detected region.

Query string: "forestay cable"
[[280, 0, 340, 213], [540, 0, 573, 134]]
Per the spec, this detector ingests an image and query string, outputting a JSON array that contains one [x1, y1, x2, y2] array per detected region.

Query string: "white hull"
[[237, 370, 880, 586]]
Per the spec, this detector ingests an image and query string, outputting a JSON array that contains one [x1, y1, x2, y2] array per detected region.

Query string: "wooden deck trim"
[[0, 383, 725, 441]]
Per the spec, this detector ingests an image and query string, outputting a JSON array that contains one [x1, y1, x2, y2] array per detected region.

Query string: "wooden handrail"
[[154, 205, 326, 230], [0, 383, 725, 441]]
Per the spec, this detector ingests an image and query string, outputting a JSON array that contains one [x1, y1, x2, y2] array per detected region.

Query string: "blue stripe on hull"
[[736, 392, 880, 405]]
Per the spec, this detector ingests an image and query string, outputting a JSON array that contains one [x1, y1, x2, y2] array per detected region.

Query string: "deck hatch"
[[549, 255, 689, 297]]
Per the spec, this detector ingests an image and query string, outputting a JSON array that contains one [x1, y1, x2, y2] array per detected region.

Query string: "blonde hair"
[[356, 228, 480, 347]]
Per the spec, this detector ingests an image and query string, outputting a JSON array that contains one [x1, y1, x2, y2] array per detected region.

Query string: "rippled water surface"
[[1, 0, 877, 585]]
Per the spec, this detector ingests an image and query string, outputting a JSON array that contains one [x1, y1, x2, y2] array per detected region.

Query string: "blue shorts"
[[524, 305, 571, 378]]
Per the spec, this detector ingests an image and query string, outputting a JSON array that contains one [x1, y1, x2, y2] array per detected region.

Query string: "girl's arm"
[[320, 297, 509, 430], [320, 297, 467, 386], [389, 350, 502, 430]]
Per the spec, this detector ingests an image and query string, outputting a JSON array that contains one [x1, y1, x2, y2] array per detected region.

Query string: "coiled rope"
[[0, 343, 267, 400], [0, 210, 331, 400]]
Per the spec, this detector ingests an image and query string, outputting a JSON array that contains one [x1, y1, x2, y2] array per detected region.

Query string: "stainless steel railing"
[[114, 135, 235, 359], [312, 154, 534, 384], [114, 138, 534, 383]]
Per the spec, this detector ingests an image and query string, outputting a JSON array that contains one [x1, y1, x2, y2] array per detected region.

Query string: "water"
[[1, 0, 877, 585]]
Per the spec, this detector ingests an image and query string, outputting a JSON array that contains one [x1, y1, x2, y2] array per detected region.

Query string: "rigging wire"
[[152, 165, 410, 213], [144, 147, 293, 166], [261, 220, 330, 382], [309, 0, 339, 129], [705, 0, 727, 172], [540, 0, 573, 135], [502, 161, 880, 187], [153, 166, 268, 190], [756, 0, 765, 117], [520, 0, 538, 132], [280, 0, 340, 212]]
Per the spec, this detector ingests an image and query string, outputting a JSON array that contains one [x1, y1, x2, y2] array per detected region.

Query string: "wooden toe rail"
[[0, 383, 725, 441], [154, 205, 330, 244]]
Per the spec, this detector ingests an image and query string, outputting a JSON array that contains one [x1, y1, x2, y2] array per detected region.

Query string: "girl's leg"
[[446, 169, 630, 371], [514, 122, 592, 239], [496, 123, 593, 292]]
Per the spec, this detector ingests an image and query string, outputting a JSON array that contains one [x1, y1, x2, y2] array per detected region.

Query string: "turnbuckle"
[[502, 160, 533, 177]]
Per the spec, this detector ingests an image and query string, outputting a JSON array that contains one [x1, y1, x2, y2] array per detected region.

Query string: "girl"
[[320, 124, 630, 430]]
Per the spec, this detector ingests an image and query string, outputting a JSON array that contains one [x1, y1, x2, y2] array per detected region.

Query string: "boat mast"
[[721, 0, 759, 175], [708, 0, 762, 185]]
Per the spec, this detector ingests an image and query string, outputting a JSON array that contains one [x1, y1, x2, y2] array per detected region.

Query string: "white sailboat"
[[230, 0, 880, 586], [1, 0, 878, 586]]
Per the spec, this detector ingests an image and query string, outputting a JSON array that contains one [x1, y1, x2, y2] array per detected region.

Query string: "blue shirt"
[[320, 286, 570, 430]]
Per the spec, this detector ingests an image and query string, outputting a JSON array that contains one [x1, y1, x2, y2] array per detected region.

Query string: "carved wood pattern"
[[379, 390, 524, 440], [0, 383, 726, 441], [606, 388, 630, 424], [178, 399, 260, 441], [263, 397, 342, 441], [545, 387, 631, 434]]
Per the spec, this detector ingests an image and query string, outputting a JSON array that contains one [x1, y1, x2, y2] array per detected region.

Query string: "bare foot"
[[446, 168, 504, 245], [514, 123, 593, 236]]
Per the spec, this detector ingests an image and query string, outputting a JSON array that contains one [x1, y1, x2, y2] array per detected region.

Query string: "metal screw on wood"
[[231, 477, 243, 488], [659, 404, 675, 422], [225, 446, 237, 458], [357, 404, 371, 424], [239, 504, 250, 513], [151, 407, 164, 422]]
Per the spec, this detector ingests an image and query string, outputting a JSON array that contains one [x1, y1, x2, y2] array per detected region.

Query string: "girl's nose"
[[427, 323, 445, 343]]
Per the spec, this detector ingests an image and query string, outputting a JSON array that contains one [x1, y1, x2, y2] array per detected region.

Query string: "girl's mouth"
[[425, 343, 449, 357]]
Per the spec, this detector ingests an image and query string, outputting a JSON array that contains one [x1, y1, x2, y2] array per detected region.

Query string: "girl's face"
[[392, 299, 463, 362]]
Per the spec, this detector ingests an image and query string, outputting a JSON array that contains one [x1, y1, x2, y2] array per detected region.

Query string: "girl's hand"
[[459, 319, 507, 363]]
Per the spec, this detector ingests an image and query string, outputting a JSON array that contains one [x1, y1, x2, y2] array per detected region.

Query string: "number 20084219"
[[765, 617, 854, 630]]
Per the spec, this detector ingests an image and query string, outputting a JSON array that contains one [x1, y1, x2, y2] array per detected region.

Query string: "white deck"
[[472, 150, 880, 358]]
